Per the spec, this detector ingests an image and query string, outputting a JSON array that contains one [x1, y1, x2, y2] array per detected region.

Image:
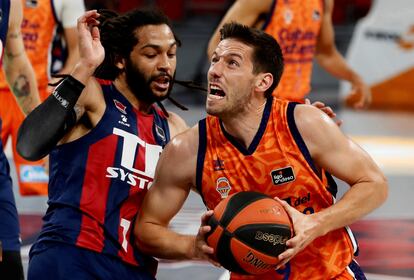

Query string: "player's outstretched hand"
[[193, 210, 221, 267]]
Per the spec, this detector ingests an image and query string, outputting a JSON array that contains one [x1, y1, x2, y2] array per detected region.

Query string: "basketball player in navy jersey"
[[0, 0, 40, 278], [17, 9, 188, 279]]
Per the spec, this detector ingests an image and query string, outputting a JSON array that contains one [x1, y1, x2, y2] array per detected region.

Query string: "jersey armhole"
[[196, 119, 207, 205]]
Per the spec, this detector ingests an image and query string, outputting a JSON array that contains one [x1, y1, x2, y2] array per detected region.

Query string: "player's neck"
[[221, 99, 266, 149], [113, 79, 153, 114]]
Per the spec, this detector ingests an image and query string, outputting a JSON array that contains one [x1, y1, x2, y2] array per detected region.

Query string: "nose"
[[157, 53, 173, 73], [208, 60, 223, 80]]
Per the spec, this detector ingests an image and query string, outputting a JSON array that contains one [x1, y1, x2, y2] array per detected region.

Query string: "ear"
[[255, 73, 273, 93], [115, 56, 126, 71]]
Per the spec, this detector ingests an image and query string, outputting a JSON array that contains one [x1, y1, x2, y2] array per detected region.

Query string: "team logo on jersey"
[[114, 99, 127, 114], [213, 158, 225, 171], [312, 10, 321, 21], [270, 166, 295, 185], [25, 0, 38, 8], [118, 114, 130, 127], [155, 124, 166, 143], [216, 177, 231, 198], [284, 8, 293, 25]]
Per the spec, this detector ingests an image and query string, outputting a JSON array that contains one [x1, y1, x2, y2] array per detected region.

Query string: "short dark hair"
[[94, 9, 181, 80], [219, 22, 284, 97]]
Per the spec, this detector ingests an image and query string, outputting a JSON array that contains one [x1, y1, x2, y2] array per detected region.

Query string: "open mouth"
[[209, 85, 225, 97], [153, 75, 170, 90]]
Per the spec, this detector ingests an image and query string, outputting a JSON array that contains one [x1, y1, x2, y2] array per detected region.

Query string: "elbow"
[[377, 175, 389, 207], [16, 125, 45, 161]]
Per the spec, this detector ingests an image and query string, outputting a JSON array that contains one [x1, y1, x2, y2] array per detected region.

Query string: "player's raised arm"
[[16, 10, 104, 161]]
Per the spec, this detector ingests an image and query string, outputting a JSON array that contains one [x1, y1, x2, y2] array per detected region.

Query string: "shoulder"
[[164, 124, 199, 158], [167, 111, 189, 139], [293, 104, 343, 157], [53, 0, 85, 27]]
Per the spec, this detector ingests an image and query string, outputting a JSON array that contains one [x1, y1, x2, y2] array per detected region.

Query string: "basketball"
[[205, 191, 293, 275]]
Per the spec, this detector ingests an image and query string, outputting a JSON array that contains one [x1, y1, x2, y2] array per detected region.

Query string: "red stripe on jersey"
[[76, 135, 118, 252], [117, 111, 156, 264]]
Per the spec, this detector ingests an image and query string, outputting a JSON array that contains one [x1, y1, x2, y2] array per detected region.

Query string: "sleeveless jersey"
[[0, 0, 10, 65], [263, 0, 324, 102], [196, 98, 359, 279], [30, 82, 170, 269]]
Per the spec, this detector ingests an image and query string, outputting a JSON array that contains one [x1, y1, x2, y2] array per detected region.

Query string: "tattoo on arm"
[[74, 104, 85, 121], [12, 75, 30, 98]]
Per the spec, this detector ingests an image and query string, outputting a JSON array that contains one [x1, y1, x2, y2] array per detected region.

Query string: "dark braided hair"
[[94, 9, 181, 80]]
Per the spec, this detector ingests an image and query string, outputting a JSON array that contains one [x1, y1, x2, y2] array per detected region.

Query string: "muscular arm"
[[3, 0, 40, 115], [207, 0, 273, 58], [277, 104, 387, 264], [17, 10, 104, 160], [135, 126, 213, 260], [315, 0, 371, 108]]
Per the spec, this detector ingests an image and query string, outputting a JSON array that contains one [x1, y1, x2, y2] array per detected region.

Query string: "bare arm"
[[315, 0, 371, 109], [276, 104, 387, 266], [3, 0, 40, 115], [134, 126, 216, 263], [167, 111, 189, 139], [207, 0, 273, 58]]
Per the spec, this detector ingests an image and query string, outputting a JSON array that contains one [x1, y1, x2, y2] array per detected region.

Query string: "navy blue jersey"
[[31, 82, 170, 268], [0, 0, 10, 64], [0, 0, 20, 253]]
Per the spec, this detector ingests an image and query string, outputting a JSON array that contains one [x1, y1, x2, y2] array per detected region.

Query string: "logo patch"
[[216, 177, 231, 198], [118, 114, 130, 127], [114, 99, 127, 114], [155, 124, 166, 143], [213, 158, 225, 171], [20, 165, 48, 183], [270, 166, 295, 185]]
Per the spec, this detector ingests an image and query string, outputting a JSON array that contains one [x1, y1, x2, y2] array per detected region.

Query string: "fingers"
[[201, 210, 214, 226]]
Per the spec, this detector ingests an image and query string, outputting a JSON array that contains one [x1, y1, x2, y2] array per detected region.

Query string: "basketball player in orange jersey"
[[135, 23, 388, 279], [207, 0, 371, 108], [0, 0, 85, 196], [0, 0, 40, 278]]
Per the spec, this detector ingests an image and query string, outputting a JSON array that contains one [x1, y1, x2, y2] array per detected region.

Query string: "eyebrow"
[[213, 52, 243, 61], [141, 42, 178, 50]]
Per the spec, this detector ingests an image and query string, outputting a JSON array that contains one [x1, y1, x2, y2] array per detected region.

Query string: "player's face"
[[207, 39, 257, 118], [126, 24, 177, 103]]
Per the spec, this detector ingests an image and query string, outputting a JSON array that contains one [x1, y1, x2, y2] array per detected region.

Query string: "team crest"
[[216, 177, 231, 198], [270, 166, 295, 186], [114, 99, 127, 114], [155, 124, 166, 143]]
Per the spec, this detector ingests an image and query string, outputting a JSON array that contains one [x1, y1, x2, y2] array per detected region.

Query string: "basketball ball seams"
[[220, 192, 270, 228], [205, 191, 293, 275]]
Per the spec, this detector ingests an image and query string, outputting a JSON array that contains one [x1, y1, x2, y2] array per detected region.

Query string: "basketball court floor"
[[11, 98, 414, 279]]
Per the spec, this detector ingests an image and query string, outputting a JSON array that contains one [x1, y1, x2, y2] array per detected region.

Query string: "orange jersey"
[[263, 0, 323, 102], [196, 98, 359, 279]]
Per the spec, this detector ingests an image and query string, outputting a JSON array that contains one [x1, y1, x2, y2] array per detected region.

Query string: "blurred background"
[[4, 0, 414, 279]]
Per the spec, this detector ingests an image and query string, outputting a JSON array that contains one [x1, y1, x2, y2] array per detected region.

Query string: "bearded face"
[[124, 57, 175, 104]]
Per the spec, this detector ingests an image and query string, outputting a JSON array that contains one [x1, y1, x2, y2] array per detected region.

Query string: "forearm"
[[136, 223, 196, 260], [16, 75, 85, 161], [315, 50, 361, 84], [4, 54, 40, 115], [315, 180, 387, 235]]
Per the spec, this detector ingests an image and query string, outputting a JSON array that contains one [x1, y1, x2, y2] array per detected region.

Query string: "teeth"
[[210, 85, 221, 90]]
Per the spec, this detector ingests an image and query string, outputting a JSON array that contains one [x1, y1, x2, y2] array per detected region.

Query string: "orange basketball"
[[206, 191, 293, 275]]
